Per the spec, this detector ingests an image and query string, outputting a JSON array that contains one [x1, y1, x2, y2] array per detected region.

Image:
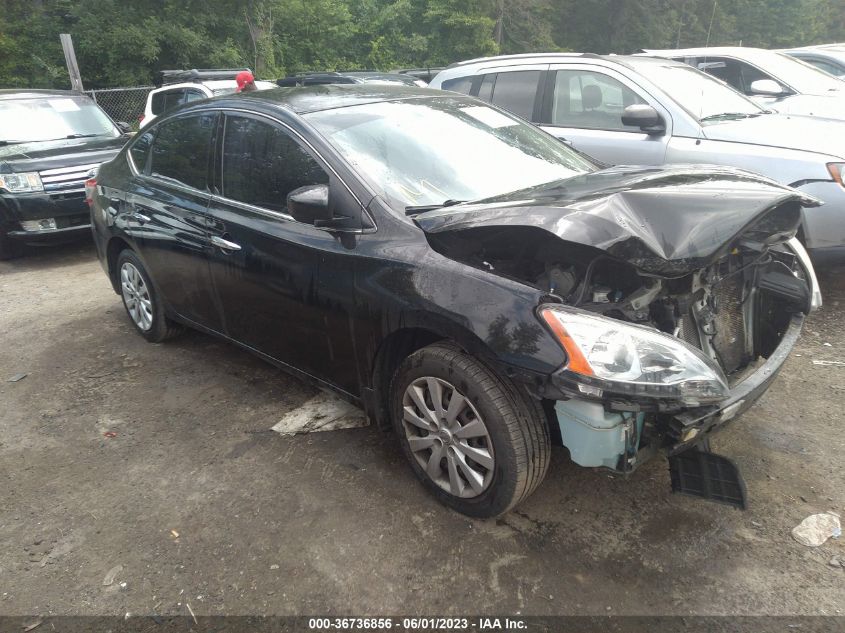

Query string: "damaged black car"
[[89, 85, 821, 517]]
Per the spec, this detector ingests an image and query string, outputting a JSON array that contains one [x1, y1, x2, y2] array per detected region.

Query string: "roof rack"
[[155, 68, 252, 88]]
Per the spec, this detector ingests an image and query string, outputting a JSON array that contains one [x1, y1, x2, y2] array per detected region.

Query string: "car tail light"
[[84, 177, 97, 206]]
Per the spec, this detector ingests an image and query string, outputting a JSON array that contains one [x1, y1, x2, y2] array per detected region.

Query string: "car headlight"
[[541, 306, 729, 406], [0, 172, 44, 193], [828, 163, 845, 187]]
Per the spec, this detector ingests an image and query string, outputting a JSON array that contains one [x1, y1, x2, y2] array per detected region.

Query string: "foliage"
[[2, 0, 844, 88]]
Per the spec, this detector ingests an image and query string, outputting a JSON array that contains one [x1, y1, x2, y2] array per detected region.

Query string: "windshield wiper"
[[64, 133, 100, 139], [405, 199, 466, 216], [0, 140, 26, 146], [700, 112, 760, 122], [0, 134, 101, 146]]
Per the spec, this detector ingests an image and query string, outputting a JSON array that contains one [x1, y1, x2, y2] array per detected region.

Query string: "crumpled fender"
[[414, 165, 821, 277]]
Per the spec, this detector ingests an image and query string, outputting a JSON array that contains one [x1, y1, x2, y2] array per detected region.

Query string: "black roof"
[[0, 89, 84, 100], [233, 83, 446, 114]]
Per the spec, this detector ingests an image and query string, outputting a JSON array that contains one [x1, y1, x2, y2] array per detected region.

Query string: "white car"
[[641, 47, 845, 121], [140, 70, 276, 128]]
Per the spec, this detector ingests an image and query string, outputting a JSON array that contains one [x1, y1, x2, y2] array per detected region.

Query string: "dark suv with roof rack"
[[0, 89, 130, 259]]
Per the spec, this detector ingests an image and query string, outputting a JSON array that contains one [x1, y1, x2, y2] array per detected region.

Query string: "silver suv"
[[431, 53, 845, 265]]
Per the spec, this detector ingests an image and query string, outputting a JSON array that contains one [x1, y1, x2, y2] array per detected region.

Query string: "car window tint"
[[697, 58, 771, 94], [129, 129, 155, 172], [806, 59, 843, 76], [489, 70, 540, 120], [551, 70, 647, 131], [441, 76, 474, 95], [149, 113, 216, 190], [184, 89, 205, 103], [221, 115, 329, 214], [150, 92, 167, 115], [477, 74, 495, 101]]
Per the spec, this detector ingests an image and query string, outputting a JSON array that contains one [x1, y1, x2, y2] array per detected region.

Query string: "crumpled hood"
[[0, 135, 128, 173], [414, 165, 819, 277], [703, 112, 845, 159]]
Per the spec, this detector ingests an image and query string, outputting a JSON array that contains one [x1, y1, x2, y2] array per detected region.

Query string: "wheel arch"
[[106, 236, 134, 294]]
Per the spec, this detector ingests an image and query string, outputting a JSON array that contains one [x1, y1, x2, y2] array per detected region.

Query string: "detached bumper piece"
[[668, 445, 747, 510]]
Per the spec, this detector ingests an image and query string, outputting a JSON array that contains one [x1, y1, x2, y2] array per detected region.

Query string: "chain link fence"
[[85, 86, 153, 124]]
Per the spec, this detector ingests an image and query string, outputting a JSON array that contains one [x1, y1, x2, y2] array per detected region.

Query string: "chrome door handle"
[[211, 235, 241, 252], [134, 212, 152, 224]]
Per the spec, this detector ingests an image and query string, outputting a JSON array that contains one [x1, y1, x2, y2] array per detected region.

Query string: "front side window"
[[148, 113, 216, 190], [221, 115, 329, 213], [0, 96, 119, 144], [551, 70, 648, 130], [306, 96, 595, 210], [487, 70, 540, 121]]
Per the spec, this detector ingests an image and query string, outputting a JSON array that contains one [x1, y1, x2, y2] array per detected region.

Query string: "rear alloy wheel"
[[391, 342, 550, 517], [115, 249, 182, 342]]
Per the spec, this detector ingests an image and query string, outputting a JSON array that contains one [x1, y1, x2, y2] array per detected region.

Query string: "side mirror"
[[117, 121, 133, 133], [287, 184, 331, 225], [621, 104, 665, 135], [749, 79, 788, 97]]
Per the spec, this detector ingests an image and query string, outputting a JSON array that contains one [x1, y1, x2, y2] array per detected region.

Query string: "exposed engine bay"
[[427, 207, 810, 389]]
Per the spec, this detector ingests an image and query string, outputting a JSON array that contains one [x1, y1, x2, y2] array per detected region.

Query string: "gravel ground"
[[0, 241, 843, 618]]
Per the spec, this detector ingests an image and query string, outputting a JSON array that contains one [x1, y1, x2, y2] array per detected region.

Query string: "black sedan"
[[89, 85, 819, 517]]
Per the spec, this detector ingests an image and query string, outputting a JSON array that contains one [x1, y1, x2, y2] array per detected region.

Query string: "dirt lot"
[[1, 241, 843, 618]]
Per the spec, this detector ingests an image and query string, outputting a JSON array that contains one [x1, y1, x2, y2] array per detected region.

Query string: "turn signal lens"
[[828, 163, 845, 186]]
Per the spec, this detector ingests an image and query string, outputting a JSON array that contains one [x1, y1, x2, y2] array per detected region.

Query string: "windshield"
[[0, 96, 119, 143], [305, 96, 595, 209], [630, 61, 764, 123], [763, 52, 844, 93]]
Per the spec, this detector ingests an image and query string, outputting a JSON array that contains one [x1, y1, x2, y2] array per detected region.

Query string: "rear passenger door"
[[538, 65, 671, 166], [125, 112, 221, 330]]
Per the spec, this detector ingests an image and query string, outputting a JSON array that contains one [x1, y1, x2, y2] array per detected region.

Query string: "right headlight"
[[540, 306, 729, 407], [0, 172, 44, 193]]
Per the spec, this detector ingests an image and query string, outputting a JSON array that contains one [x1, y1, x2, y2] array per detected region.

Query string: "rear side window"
[[149, 113, 216, 190], [441, 76, 473, 94], [486, 71, 540, 121], [221, 115, 329, 214], [150, 89, 186, 115], [129, 129, 154, 171]]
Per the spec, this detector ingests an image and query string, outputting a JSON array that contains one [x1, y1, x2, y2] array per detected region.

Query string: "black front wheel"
[[116, 249, 182, 342], [0, 230, 23, 260], [390, 342, 550, 518]]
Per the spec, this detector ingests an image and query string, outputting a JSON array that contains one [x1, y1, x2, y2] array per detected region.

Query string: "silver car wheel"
[[402, 376, 494, 498], [120, 262, 153, 331]]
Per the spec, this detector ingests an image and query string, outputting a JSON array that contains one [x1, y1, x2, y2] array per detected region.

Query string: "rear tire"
[[116, 249, 182, 342], [390, 342, 550, 518]]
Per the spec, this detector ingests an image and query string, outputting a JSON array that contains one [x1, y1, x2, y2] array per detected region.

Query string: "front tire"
[[390, 342, 550, 518], [116, 249, 182, 342], [0, 230, 23, 260]]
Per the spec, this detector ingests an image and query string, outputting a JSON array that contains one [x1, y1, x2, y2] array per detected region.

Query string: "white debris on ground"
[[272, 392, 369, 436], [791, 512, 842, 547]]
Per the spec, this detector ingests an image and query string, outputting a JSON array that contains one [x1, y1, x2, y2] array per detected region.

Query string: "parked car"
[[140, 68, 276, 127], [0, 89, 131, 259], [640, 47, 845, 120], [89, 84, 818, 516], [276, 71, 427, 87], [393, 67, 445, 84], [432, 53, 845, 265], [784, 45, 845, 78]]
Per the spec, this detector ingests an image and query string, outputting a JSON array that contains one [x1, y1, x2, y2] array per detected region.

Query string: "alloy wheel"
[[120, 262, 153, 331], [401, 376, 494, 498]]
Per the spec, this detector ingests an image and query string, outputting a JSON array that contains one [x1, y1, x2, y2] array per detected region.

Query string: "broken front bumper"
[[664, 314, 804, 454], [551, 314, 805, 473]]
